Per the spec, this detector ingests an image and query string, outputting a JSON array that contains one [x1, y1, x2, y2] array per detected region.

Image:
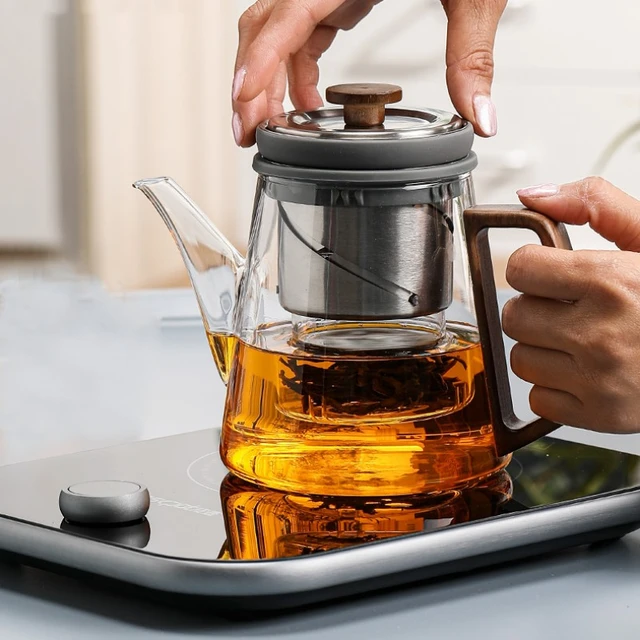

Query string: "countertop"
[[1, 281, 640, 639]]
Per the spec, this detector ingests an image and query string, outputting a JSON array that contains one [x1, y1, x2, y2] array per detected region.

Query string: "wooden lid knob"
[[326, 83, 403, 128]]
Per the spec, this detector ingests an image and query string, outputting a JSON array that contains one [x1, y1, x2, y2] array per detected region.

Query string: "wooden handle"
[[326, 83, 402, 128], [463, 205, 573, 456]]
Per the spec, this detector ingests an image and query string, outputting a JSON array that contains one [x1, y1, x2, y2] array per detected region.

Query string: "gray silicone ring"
[[252, 152, 478, 186], [256, 120, 475, 171]]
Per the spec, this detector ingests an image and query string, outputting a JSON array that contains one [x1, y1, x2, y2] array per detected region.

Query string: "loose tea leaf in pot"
[[279, 351, 467, 420]]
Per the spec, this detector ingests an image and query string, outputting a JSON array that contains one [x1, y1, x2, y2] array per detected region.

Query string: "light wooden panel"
[[78, 0, 240, 290]]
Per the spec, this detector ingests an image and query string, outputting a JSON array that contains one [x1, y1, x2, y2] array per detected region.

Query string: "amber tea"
[[215, 322, 509, 496]]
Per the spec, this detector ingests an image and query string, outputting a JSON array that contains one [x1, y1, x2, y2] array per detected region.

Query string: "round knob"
[[326, 83, 403, 128], [59, 480, 150, 526]]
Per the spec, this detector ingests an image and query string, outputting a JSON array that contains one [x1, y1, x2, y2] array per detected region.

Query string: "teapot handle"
[[463, 205, 573, 456]]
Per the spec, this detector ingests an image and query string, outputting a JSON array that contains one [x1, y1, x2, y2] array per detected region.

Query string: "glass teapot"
[[134, 83, 572, 497]]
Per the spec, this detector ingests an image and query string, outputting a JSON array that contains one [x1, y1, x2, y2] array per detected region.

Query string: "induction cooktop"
[[0, 429, 639, 612]]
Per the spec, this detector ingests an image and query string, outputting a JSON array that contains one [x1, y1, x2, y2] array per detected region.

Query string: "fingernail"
[[232, 112, 244, 146], [232, 67, 246, 101], [517, 183, 559, 198], [473, 94, 497, 137]]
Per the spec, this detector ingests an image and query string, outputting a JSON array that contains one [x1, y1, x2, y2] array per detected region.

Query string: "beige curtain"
[[76, 0, 239, 290]]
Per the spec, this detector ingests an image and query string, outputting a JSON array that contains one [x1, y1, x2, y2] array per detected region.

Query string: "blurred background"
[[1, 0, 640, 291]]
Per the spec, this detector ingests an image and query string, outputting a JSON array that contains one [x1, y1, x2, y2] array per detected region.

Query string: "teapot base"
[[220, 423, 510, 498]]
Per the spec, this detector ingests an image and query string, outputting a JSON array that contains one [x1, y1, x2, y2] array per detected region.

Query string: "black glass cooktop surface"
[[0, 430, 638, 562]]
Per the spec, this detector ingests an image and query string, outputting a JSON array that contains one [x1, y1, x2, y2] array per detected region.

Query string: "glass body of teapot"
[[135, 83, 571, 497]]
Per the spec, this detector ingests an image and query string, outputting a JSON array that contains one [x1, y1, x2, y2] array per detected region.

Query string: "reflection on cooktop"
[[220, 471, 513, 560]]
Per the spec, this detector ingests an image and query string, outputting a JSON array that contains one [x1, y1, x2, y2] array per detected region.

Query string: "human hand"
[[502, 178, 640, 433], [232, 0, 507, 147]]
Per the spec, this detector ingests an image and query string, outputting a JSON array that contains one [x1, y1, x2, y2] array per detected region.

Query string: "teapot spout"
[[133, 177, 244, 381]]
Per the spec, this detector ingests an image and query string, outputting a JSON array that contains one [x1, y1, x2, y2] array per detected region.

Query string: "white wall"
[[232, 0, 640, 255], [0, 0, 77, 250]]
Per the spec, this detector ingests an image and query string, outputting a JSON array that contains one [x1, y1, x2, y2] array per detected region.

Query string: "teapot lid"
[[255, 83, 475, 173]]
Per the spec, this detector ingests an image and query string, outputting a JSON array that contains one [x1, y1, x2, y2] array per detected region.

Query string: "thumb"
[[441, 0, 507, 138], [517, 178, 640, 252]]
